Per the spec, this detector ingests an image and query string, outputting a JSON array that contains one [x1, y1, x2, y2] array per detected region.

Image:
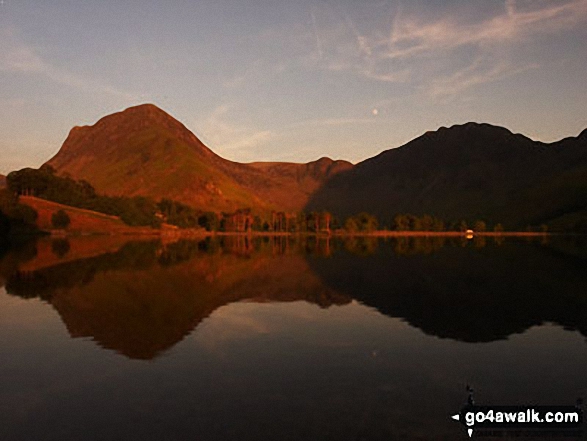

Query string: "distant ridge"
[[306, 122, 587, 229], [44, 104, 587, 229], [0, 174, 5, 189], [47, 104, 352, 213]]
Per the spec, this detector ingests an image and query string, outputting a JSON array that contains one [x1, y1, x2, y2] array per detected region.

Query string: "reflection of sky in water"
[[1, 282, 586, 440]]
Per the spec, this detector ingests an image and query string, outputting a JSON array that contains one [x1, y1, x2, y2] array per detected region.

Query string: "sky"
[[1, 0, 586, 174]]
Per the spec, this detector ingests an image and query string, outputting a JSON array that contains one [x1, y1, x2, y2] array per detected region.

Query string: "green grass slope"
[[47, 104, 267, 213], [46, 104, 352, 214]]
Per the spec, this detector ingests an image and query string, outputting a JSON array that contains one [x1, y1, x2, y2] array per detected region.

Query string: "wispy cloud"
[[387, 0, 587, 59], [310, 7, 324, 60], [0, 27, 135, 101], [196, 104, 273, 159], [427, 58, 540, 98], [302, 0, 587, 96], [307, 2, 406, 83]]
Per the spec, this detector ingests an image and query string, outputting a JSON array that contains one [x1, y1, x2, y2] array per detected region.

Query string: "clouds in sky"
[[303, 0, 587, 96], [0, 0, 586, 170], [0, 27, 134, 101], [197, 104, 274, 159]]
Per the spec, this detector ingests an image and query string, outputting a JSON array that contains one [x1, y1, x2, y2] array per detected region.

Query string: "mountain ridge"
[[47, 104, 352, 213], [306, 121, 587, 229], [44, 104, 587, 229]]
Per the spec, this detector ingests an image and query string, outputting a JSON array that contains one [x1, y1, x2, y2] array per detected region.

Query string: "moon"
[[372, 108, 379, 116]]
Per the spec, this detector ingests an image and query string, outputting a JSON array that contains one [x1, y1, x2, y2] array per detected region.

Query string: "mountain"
[[0, 174, 5, 188], [43, 106, 587, 228], [46, 104, 351, 213], [306, 122, 587, 229], [246, 158, 352, 210]]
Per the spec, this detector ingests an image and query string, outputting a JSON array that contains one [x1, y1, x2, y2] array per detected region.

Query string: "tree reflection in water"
[[1, 234, 586, 359]]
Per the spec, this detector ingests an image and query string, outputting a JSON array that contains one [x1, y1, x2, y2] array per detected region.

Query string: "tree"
[[344, 217, 359, 233], [322, 211, 332, 234], [432, 217, 445, 232], [473, 220, 487, 232], [493, 223, 504, 233], [356, 212, 379, 232], [197, 212, 219, 231], [51, 210, 71, 229], [0, 189, 39, 235], [420, 214, 434, 231], [252, 216, 263, 232], [394, 214, 410, 231], [407, 214, 422, 231]]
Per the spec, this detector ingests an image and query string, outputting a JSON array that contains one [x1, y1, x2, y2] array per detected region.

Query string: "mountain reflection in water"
[[1, 235, 586, 360]]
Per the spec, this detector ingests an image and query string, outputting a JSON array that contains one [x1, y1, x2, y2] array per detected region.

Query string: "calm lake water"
[[0, 235, 586, 440]]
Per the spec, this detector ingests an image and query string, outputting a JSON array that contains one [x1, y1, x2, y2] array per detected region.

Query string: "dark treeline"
[[5, 166, 555, 234], [7, 166, 162, 227], [391, 214, 494, 232], [0, 189, 39, 237], [265, 212, 513, 234], [7, 167, 225, 230], [6, 167, 339, 233]]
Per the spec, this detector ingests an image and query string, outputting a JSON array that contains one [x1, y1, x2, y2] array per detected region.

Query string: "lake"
[[0, 235, 586, 440]]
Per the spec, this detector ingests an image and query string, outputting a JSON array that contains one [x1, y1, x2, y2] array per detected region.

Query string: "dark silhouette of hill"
[[43, 106, 587, 229], [307, 236, 587, 342], [306, 123, 587, 229], [0, 174, 5, 188], [46, 104, 351, 213]]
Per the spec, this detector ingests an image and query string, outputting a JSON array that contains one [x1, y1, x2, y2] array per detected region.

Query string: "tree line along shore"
[[0, 166, 574, 238]]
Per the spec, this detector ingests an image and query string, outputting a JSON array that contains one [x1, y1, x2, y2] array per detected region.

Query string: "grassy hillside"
[[46, 104, 351, 213], [47, 105, 267, 212], [41, 104, 587, 229], [20, 196, 158, 235], [247, 158, 352, 210]]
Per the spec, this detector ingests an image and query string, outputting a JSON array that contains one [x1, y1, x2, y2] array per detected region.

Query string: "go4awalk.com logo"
[[451, 388, 583, 438]]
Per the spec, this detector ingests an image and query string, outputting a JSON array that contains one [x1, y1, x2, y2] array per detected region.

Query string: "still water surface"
[[0, 236, 586, 440]]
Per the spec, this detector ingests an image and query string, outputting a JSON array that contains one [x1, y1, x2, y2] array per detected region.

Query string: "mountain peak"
[[51, 103, 214, 163], [92, 103, 184, 131], [44, 105, 353, 213], [444, 122, 513, 136], [413, 122, 528, 153], [120, 103, 172, 118]]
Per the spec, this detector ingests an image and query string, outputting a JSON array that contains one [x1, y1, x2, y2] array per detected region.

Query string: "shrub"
[[51, 210, 71, 229]]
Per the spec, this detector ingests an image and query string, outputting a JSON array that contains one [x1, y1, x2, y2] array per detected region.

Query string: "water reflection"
[[1, 235, 586, 359], [309, 236, 587, 343], [1, 237, 348, 359]]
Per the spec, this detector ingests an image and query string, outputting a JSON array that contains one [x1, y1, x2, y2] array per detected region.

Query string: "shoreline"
[[36, 230, 560, 238]]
